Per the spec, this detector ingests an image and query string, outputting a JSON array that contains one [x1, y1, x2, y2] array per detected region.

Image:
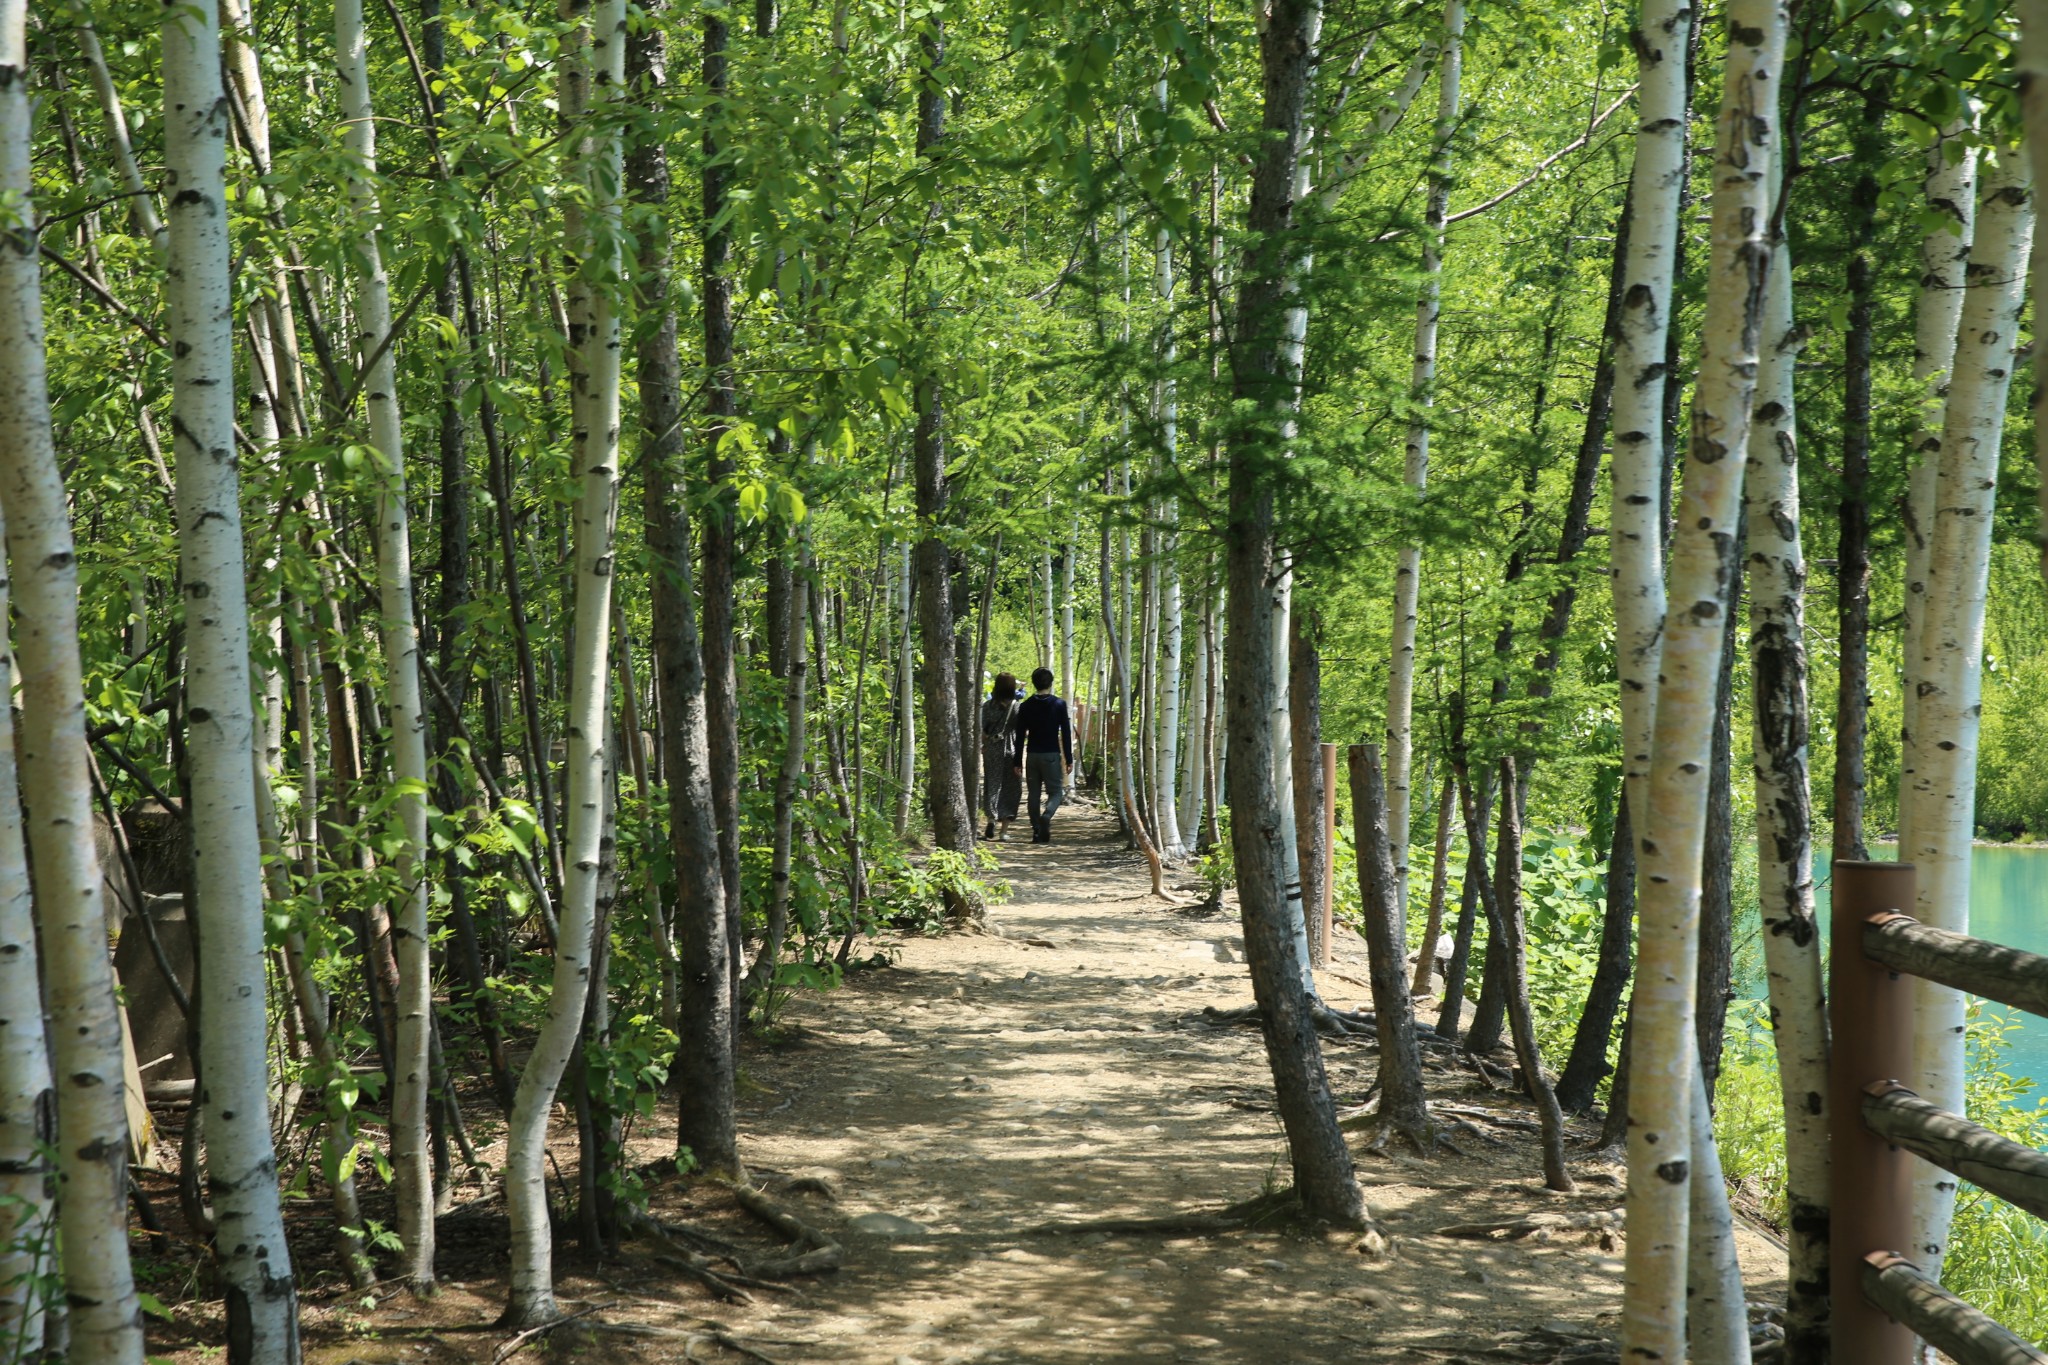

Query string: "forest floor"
[[152, 797, 1788, 1363]]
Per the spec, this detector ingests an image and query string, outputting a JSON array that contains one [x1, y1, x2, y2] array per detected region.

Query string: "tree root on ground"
[[491, 1305, 603, 1364], [726, 1181, 845, 1277], [585, 1321, 803, 1365], [1431, 1208, 1623, 1240], [1197, 1002, 1376, 1039], [619, 1207, 791, 1302], [1198, 1002, 1472, 1049], [1029, 1186, 1332, 1237], [1338, 1108, 1474, 1157], [1435, 1103, 1542, 1133]]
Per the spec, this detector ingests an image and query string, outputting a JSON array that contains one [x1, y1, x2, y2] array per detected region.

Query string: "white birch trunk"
[[1687, 1064, 1752, 1365], [1899, 143, 2032, 1285], [1898, 124, 1979, 856], [1384, 0, 1464, 914], [78, 18, 165, 252], [2025, 0, 2048, 605], [1621, 6, 1786, 1360], [1741, 224, 1826, 1357], [1154, 564, 1185, 862], [162, 0, 301, 1352], [335, 0, 436, 1285], [501, 0, 627, 1324], [1041, 545, 1056, 674], [1178, 558, 1209, 849], [1609, 0, 1692, 835], [1061, 517, 1078, 705], [1265, 565, 1311, 985], [0, 20, 61, 1348], [1152, 156, 1187, 861], [894, 542, 917, 837]]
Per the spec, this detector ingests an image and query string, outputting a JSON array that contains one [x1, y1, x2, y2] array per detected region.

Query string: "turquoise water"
[[1810, 845, 2048, 1090]]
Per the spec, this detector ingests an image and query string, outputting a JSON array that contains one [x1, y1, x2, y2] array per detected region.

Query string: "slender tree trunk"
[[1610, 0, 1693, 838], [1687, 1060, 1753, 1365], [700, 0, 744, 1000], [1620, 9, 1787, 1358], [630, 0, 737, 1180], [909, 22, 976, 894], [1411, 779, 1455, 996], [1290, 614, 1326, 966], [1697, 574, 1738, 1095], [1831, 106, 1880, 867], [1154, 546, 1187, 863], [1555, 796, 1634, 1114], [1743, 220, 1830, 1362], [1060, 527, 1078, 706], [501, 0, 627, 1324], [747, 539, 809, 999], [164, 4, 305, 1358], [1385, 0, 1466, 916], [894, 544, 918, 839], [1101, 519, 1165, 894], [1492, 759, 1572, 1192], [1152, 192, 1187, 863], [1040, 539, 1056, 672], [1179, 556, 1210, 848], [1898, 126, 1978, 858], [0, 23, 79, 1352], [1222, 0, 1364, 1227], [1899, 144, 2033, 1288], [335, 0, 435, 1285], [1350, 746, 1431, 1143]]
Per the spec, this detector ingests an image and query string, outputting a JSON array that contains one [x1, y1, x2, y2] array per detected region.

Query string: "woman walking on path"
[[981, 672, 1023, 839]]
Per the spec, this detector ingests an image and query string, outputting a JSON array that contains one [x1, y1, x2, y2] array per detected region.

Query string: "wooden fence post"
[[1831, 859, 1918, 1364]]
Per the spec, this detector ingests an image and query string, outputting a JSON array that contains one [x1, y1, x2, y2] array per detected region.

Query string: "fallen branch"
[[1031, 1186, 1308, 1236], [1433, 1208, 1624, 1240]]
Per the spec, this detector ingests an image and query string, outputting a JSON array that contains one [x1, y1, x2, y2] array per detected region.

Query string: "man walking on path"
[[1011, 667, 1073, 844]]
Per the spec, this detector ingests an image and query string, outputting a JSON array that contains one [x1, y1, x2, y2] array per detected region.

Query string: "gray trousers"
[[982, 742, 1020, 822], [1026, 752, 1066, 825]]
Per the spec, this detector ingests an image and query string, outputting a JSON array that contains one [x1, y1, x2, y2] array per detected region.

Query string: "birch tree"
[[1897, 142, 2033, 1288], [1222, 0, 1365, 1227], [1897, 127, 1978, 851], [1178, 559, 1210, 850], [502, 0, 629, 1324], [1151, 172, 1188, 865], [1620, 5, 1786, 1359], [334, 0, 435, 1284], [1383, 0, 1465, 910], [1609, 0, 1692, 838], [161, 0, 309, 1356], [1741, 218, 1828, 1362], [0, 15, 66, 1352]]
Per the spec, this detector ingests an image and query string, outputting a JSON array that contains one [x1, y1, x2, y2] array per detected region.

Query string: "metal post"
[[1320, 743, 1337, 966], [1831, 859, 1918, 1364]]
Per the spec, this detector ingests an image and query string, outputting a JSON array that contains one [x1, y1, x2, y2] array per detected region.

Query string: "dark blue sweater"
[[1011, 693, 1072, 764]]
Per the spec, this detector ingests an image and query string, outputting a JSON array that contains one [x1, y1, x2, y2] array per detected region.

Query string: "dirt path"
[[275, 798, 1784, 1364], [695, 801, 1784, 1363]]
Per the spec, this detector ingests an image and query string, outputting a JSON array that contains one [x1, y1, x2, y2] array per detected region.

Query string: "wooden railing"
[[1830, 861, 2048, 1365]]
